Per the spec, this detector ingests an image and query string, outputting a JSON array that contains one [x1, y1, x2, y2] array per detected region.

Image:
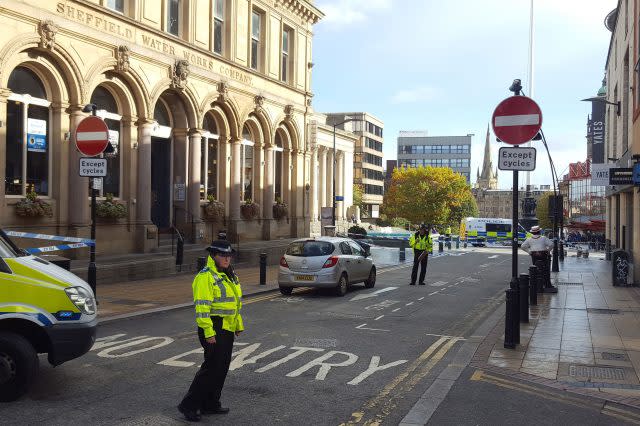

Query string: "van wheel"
[[364, 267, 376, 288], [279, 286, 293, 295], [0, 332, 39, 402], [335, 274, 348, 297]]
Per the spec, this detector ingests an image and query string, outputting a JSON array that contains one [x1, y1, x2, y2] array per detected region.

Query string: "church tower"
[[475, 124, 498, 190]]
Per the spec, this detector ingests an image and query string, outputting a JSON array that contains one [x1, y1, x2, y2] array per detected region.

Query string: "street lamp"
[[332, 117, 361, 227], [581, 96, 620, 116]]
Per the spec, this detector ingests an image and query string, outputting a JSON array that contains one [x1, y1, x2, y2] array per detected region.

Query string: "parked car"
[[278, 237, 376, 296]]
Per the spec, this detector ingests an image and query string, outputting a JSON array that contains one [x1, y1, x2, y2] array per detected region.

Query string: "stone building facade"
[[0, 0, 323, 255]]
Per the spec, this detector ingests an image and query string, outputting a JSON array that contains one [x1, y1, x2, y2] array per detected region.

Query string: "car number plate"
[[295, 275, 315, 282]]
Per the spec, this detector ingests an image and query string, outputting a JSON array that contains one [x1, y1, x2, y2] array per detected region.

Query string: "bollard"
[[509, 277, 520, 344], [196, 256, 206, 272], [456, 237, 460, 249], [399, 245, 406, 262], [576, 248, 582, 258], [176, 237, 184, 272], [605, 239, 612, 261], [259, 252, 267, 285], [559, 241, 564, 261], [504, 288, 516, 349], [438, 240, 444, 253], [535, 259, 545, 293], [528, 265, 538, 306], [519, 273, 529, 323]]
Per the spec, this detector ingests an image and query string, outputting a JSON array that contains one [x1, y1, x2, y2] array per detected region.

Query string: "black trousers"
[[180, 316, 235, 411], [411, 250, 429, 284], [531, 252, 551, 288]]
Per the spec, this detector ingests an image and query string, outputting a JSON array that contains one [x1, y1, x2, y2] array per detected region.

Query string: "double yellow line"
[[471, 370, 640, 424], [243, 288, 311, 305], [341, 336, 463, 426]]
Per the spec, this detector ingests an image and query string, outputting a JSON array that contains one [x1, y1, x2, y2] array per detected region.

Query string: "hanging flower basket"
[[273, 202, 288, 220], [203, 197, 225, 221], [96, 193, 127, 219], [15, 191, 53, 217], [240, 200, 260, 220]]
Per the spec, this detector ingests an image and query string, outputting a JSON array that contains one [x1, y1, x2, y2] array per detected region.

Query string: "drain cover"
[[601, 352, 629, 361], [586, 308, 620, 315], [569, 365, 625, 380], [555, 282, 583, 286]]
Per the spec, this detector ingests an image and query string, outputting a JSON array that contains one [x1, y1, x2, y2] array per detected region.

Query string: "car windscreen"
[[0, 231, 20, 258], [286, 241, 335, 257]]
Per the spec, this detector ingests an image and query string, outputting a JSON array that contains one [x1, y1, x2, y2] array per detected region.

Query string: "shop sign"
[[590, 163, 609, 186], [27, 118, 47, 153], [609, 168, 634, 185], [633, 163, 640, 186]]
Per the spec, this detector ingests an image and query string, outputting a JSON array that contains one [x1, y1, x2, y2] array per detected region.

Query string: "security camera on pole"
[[75, 104, 110, 300]]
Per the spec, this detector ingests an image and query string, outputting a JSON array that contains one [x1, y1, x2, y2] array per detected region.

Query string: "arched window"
[[154, 101, 171, 127], [241, 125, 254, 202], [274, 132, 284, 202], [90, 86, 121, 197], [5, 66, 50, 196], [200, 114, 219, 200]]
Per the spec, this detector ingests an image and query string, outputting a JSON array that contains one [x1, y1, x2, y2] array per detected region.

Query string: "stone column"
[[263, 146, 275, 219], [136, 120, 153, 224], [0, 90, 9, 201], [68, 105, 89, 227], [311, 148, 318, 220], [337, 152, 344, 220], [318, 148, 327, 210], [230, 137, 242, 220], [188, 128, 202, 223], [326, 149, 334, 215]]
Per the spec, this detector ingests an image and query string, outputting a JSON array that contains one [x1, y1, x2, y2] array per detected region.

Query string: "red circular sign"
[[74, 116, 109, 157], [491, 96, 542, 145]]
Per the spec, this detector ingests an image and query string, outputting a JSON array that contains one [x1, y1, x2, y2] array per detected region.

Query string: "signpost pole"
[[88, 105, 97, 300], [512, 169, 519, 279]]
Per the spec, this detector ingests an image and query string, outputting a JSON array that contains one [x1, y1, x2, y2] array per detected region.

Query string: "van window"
[[286, 241, 335, 257], [0, 234, 19, 258], [486, 223, 511, 233]]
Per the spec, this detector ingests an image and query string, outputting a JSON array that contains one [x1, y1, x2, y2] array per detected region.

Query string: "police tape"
[[5, 231, 95, 245], [25, 243, 93, 254]]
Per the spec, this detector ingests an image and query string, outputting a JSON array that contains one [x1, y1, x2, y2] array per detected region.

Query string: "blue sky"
[[311, 0, 618, 189]]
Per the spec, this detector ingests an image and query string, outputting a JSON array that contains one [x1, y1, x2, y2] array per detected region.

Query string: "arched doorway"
[[5, 66, 51, 196], [201, 113, 219, 202], [150, 99, 173, 229], [241, 124, 255, 203]]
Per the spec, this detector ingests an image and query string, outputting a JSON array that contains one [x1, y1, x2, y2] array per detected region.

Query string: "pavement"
[[470, 251, 640, 411]]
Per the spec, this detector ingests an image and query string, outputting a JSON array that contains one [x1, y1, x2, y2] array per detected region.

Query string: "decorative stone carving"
[[115, 46, 130, 72], [284, 104, 294, 118], [171, 60, 190, 89], [254, 95, 265, 109], [216, 82, 228, 101], [38, 20, 58, 50]]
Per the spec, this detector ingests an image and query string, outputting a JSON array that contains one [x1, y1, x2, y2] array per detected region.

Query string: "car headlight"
[[64, 286, 96, 315]]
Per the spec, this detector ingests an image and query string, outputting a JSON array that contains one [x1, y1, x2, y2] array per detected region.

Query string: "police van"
[[0, 229, 97, 401], [460, 217, 529, 247]]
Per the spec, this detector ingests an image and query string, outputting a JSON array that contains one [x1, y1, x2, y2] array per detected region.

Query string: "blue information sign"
[[633, 163, 640, 186], [335, 196, 344, 201]]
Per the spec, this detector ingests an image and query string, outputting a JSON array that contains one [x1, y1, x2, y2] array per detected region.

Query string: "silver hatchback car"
[[278, 237, 376, 296]]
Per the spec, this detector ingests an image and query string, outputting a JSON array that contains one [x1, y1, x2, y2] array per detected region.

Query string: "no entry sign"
[[75, 116, 109, 157], [492, 96, 542, 145]]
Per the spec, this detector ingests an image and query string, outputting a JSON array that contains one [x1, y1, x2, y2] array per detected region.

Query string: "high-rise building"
[[326, 113, 384, 219], [397, 131, 472, 183]]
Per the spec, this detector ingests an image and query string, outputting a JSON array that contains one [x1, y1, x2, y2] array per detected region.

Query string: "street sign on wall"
[[492, 96, 542, 145], [497, 147, 536, 171], [609, 168, 634, 185], [75, 116, 109, 157]]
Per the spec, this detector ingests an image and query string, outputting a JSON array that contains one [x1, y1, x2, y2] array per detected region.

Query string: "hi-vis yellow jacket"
[[409, 232, 433, 253], [193, 256, 244, 338]]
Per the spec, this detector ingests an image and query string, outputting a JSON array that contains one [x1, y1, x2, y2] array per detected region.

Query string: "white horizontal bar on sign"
[[76, 131, 108, 141], [494, 114, 539, 127]]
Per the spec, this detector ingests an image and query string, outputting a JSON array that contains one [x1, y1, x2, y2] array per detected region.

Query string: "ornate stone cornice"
[[115, 46, 130, 72], [254, 94, 265, 110], [274, 0, 324, 24], [170, 60, 190, 90]]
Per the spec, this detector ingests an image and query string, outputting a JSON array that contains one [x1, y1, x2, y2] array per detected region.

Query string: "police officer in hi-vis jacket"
[[409, 223, 433, 285]]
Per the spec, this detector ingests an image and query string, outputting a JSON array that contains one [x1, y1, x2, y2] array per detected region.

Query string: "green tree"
[[535, 191, 555, 229], [449, 193, 479, 227], [382, 166, 473, 226], [352, 184, 364, 210]]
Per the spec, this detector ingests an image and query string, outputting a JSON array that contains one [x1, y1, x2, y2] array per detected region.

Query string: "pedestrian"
[[178, 240, 244, 422], [351, 213, 356, 224], [520, 226, 556, 292], [409, 223, 433, 285]]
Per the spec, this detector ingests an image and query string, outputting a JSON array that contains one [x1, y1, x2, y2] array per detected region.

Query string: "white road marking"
[[418, 297, 425, 301], [392, 308, 401, 312], [429, 291, 439, 296], [374, 315, 384, 321], [230, 344, 287, 371], [351, 287, 398, 301], [347, 356, 408, 385], [406, 302, 414, 306], [488, 255, 499, 259], [355, 323, 390, 332], [364, 300, 399, 311], [255, 346, 324, 373], [286, 351, 359, 380], [430, 281, 448, 287], [96, 336, 174, 358], [158, 348, 204, 367], [425, 333, 466, 340]]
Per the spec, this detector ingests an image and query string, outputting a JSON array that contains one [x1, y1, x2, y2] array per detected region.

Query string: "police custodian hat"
[[206, 240, 235, 255]]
